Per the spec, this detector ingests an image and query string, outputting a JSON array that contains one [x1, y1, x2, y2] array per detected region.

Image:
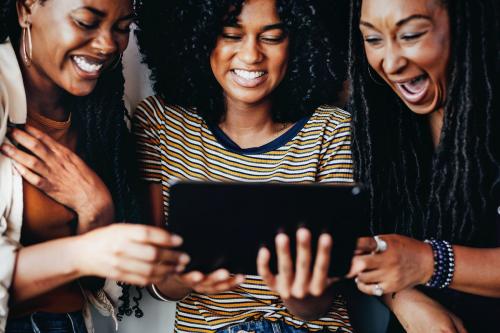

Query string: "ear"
[[16, 0, 38, 28]]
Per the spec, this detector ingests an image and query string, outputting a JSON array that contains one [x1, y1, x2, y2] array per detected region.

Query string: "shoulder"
[[306, 105, 351, 136], [134, 95, 201, 125]]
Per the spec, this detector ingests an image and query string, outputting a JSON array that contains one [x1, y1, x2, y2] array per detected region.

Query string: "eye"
[[74, 18, 99, 30], [260, 34, 286, 44], [400, 31, 427, 41], [363, 36, 383, 46], [222, 33, 242, 41], [115, 23, 131, 34]]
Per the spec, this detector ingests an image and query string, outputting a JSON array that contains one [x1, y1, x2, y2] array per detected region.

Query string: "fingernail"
[[176, 265, 186, 273], [0, 144, 12, 154], [171, 235, 183, 245], [179, 254, 190, 264]]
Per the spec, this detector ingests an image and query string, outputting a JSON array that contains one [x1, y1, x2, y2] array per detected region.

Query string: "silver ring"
[[373, 235, 388, 253], [373, 283, 384, 296]]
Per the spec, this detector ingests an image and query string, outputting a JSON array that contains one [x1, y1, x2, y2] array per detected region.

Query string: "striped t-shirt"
[[133, 95, 354, 333]]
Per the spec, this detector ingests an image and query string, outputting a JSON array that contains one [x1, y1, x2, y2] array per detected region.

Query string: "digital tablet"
[[167, 181, 368, 277]]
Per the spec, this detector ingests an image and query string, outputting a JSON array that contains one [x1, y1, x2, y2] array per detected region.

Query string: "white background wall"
[[92, 30, 177, 333]]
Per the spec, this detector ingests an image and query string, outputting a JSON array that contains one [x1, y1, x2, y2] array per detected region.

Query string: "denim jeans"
[[216, 319, 326, 333], [5, 311, 87, 333]]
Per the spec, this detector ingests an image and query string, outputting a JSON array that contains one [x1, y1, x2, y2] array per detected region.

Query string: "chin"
[[67, 83, 98, 97]]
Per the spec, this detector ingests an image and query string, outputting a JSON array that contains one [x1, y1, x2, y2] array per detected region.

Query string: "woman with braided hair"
[[0, 0, 188, 332], [346, 0, 500, 331]]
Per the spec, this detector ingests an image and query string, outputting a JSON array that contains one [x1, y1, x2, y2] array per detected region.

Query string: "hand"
[[348, 234, 434, 295], [389, 289, 467, 333], [1, 125, 114, 232], [173, 269, 245, 295], [75, 224, 189, 286], [257, 228, 338, 300]]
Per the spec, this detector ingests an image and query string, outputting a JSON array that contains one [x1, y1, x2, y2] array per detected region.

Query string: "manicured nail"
[[171, 235, 183, 245], [0, 144, 12, 154], [179, 254, 190, 264], [176, 265, 186, 273]]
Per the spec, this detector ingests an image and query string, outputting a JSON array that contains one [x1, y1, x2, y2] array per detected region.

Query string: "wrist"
[[419, 241, 435, 285]]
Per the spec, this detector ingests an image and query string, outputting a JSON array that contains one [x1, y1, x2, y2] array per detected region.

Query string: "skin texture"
[[0, 0, 188, 306], [152, 0, 337, 320], [349, 0, 500, 331]]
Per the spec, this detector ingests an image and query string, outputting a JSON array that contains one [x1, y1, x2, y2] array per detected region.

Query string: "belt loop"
[[29, 313, 42, 333]]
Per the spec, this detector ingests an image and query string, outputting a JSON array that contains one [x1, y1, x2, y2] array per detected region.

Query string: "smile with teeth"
[[72, 56, 104, 73], [233, 69, 266, 80]]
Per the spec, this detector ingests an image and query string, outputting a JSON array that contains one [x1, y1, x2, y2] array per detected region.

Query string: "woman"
[[0, 0, 187, 332], [346, 0, 500, 331], [133, 0, 353, 332]]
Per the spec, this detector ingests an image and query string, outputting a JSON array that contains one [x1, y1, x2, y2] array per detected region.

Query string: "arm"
[[10, 224, 187, 304], [350, 235, 500, 298], [381, 288, 467, 333]]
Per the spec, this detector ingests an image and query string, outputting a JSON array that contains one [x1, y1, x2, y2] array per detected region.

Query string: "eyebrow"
[[80, 6, 135, 21], [225, 22, 286, 32], [360, 14, 432, 29]]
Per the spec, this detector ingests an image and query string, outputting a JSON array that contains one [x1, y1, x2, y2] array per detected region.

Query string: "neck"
[[219, 97, 287, 149], [428, 108, 444, 148], [17, 48, 69, 122]]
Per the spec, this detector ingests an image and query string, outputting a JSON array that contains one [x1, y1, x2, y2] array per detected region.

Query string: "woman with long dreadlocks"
[[0, 0, 188, 332], [345, 0, 500, 331]]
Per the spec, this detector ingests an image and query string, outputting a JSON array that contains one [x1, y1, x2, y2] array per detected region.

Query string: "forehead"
[[236, 0, 280, 25], [361, 0, 440, 23], [45, 0, 133, 16]]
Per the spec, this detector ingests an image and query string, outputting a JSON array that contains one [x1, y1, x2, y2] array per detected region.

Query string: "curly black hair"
[[1, 0, 144, 319], [348, 0, 500, 246], [135, 0, 347, 124]]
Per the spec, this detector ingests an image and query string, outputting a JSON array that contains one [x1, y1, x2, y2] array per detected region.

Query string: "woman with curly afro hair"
[[0, 0, 190, 332], [133, 0, 355, 332]]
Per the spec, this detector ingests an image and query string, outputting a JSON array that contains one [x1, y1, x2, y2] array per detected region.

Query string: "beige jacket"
[[0, 40, 119, 333]]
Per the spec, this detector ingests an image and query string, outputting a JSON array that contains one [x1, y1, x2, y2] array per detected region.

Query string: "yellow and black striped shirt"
[[133, 95, 354, 333]]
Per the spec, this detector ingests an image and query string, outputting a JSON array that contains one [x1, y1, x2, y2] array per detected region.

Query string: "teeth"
[[233, 69, 265, 80], [73, 56, 103, 73]]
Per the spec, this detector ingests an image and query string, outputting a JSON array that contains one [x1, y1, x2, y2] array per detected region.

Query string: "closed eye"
[[74, 19, 99, 30], [400, 31, 428, 41], [364, 36, 383, 46]]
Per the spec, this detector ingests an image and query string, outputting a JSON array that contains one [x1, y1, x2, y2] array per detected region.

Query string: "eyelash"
[[74, 19, 130, 34], [221, 34, 285, 44], [400, 31, 427, 41]]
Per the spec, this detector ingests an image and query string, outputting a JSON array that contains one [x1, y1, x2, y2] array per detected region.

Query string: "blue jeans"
[[216, 319, 324, 333], [5, 311, 87, 333]]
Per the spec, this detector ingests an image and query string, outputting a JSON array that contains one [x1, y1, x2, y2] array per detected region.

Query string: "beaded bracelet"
[[424, 239, 455, 289]]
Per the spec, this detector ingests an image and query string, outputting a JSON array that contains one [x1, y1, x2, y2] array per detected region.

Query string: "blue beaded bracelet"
[[424, 239, 455, 289]]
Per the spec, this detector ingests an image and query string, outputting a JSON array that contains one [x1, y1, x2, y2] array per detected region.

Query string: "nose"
[[238, 37, 263, 64], [381, 42, 406, 75], [92, 29, 118, 56]]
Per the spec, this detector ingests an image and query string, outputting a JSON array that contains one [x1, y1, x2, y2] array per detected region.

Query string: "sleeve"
[[131, 97, 164, 183], [317, 109, 354, 184], [0, 64, 23, 332]]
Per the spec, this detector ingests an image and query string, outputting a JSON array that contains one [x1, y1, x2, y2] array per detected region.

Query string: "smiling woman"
[[133, 0, 353, 332], [347, 0, 500, 331], [0, 1, 190, 332]]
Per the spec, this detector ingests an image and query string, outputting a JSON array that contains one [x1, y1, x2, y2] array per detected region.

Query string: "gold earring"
[[21, 22, 33, 67]]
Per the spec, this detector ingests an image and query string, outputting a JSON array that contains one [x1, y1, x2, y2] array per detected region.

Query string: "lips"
[[231, 69, 267, 88], [395, 74, 430, 104], [71, 55, 106, 79]]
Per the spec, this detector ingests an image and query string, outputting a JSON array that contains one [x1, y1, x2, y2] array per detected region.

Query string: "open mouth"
[[71, 56, 104, 76], [395, 74, 429, 104], [231, 69, 267, 88]]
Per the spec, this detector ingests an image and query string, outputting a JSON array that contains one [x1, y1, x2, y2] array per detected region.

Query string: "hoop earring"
[[109, 53, 123, 71], [21, 22, 33, 67], [367, 65, 385, 86]]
